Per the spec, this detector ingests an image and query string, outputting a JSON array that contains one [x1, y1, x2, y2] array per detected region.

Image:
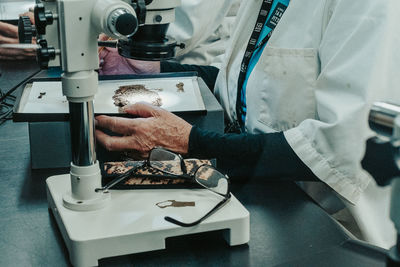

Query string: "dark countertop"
[[0, 60, 39, 95], [0, 61, 388, 266]]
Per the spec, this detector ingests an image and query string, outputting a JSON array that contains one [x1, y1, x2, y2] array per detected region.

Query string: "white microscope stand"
[[47, 174, 250, 267], [37, 1, 250, 265]]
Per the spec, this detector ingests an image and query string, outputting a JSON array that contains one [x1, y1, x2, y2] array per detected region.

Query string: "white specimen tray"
[[16, 74, 206, 121], [47, 174, 250, 267]]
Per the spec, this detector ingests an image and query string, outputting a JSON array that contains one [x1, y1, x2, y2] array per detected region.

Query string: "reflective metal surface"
[[69, 101, 96, 166], [369, 102, 400, 129]]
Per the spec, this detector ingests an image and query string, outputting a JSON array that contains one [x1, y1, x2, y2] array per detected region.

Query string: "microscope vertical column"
[[56, 0, 137, 211], [69, 100, 100, 201], [62, 70, 110, 211], [69, 101, 96, 167]]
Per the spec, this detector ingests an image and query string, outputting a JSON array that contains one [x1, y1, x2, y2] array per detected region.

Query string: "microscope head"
[[118, 0, 184, 61], [18, 0, 183, 67], [18, 0, 140, 69]]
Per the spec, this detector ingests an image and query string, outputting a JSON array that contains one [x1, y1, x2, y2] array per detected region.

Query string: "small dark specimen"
[[176, 82, 184, 92], [38, 92, 46, 99]]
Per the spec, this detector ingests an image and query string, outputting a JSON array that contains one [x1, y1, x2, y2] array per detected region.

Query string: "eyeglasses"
[[148, 147, 231, 227], [97, 147, 193, 192], [97, 147, 231, 227]]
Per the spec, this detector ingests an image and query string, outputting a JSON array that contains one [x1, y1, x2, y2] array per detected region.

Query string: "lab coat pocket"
[[257, 47, 319, 131]]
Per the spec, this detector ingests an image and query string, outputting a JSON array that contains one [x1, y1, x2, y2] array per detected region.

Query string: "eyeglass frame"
[[147, 148, 231, 227], [97, 147, 200, 192], [96, 147, 231, 227], [96, 151, 158, 192]]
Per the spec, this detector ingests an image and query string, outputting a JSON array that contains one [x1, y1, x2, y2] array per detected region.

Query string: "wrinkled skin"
[[0, 12, 36, 60], [98, 34, 160, 75], [95, 102, 192, 159]]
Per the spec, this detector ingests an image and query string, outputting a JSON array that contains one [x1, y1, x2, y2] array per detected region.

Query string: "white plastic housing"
[[62, 70, 98, 102], [63, 161, 111, 211], [57, 0, 136, 73], [144, 0, 181, 25]]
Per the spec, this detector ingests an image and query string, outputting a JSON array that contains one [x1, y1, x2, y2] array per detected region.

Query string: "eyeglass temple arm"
[[95, 167, 138, 192], [164, 194, 231, 227], [179, 154, 188, 174]]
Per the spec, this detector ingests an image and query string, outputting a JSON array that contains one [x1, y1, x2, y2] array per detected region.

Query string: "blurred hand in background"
[[0, 12, 35, 60], [98, 34, 160, 75]]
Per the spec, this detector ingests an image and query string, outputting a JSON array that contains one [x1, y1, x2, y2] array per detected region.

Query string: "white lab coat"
[[167, 0, 241, 66], [214, 0, 400, 248]]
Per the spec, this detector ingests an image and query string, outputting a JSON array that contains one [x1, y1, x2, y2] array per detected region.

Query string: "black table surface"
[[0, 60, 40, 95], [0, 61, 388, 266]]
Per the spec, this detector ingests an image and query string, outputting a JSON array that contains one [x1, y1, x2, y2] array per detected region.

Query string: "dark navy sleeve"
[[188, 126, 318, 182], [160, 61, 219, 92]]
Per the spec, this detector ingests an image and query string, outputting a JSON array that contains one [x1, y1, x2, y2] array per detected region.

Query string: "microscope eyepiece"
[[116, 0, 184, 61], [108, 9, 138, 39], [116, 13, 138, 36]]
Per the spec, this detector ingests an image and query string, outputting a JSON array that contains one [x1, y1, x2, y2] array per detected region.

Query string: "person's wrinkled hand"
[[0, 21, 19, 44], [98, 35, 160, 75], [0, 48, 36, 60], [0, 12, 36, 60], [95, 102, 192, 158]]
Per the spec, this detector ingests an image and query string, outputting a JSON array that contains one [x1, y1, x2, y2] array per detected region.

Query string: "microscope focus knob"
[[18, 16, 36, 44], [108, 9, 138, 38], [34, 3, 55, 35], [37, 39, 57, 69]]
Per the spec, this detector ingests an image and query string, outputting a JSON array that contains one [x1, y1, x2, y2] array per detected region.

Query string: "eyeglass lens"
[[149, 148, 228, 194], [149, 148, 184, 176], [195, 165, 228, 196], [148, 148, 230, 227]]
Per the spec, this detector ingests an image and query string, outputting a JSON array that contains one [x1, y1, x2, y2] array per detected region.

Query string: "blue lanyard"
[[231, 0, 289, 132]]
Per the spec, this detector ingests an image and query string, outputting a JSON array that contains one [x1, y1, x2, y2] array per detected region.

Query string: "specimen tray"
[[14, 73, 206, 122]]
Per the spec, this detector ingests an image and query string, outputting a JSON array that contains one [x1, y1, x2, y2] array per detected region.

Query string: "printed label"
[[266, 2, 288, 29]]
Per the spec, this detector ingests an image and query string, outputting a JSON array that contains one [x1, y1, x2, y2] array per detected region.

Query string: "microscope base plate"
[[46, 174, 250, 267]]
